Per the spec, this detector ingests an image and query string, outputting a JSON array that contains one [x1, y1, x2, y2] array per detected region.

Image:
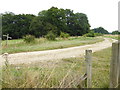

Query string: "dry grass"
[[1, 47, 112, 88], [1, 57, 85, 88]]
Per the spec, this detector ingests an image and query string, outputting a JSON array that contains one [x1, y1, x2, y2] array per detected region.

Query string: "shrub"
[[45, 31, 56, 41], [60, 32, 70, 39], [94, 33, 103, 36], [23, 35, 35, 43], [83, 31, 95, 37]]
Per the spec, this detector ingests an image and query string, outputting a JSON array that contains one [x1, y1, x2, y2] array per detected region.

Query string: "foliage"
[[83, 31, 95, 37], [45, 31, 56, 41], [23, 35, 35, 43], [92, 27, 109, 34], [60, 32, 70, 39], [112, 30, 120, 35], [94, 33, 103, 36], [29, 16, 58, 38], [2, 12, 35, 39], [2, 7, 91, 39]]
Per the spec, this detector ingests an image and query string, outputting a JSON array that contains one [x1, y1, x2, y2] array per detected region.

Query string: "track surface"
[[0, 38, 117, 65]]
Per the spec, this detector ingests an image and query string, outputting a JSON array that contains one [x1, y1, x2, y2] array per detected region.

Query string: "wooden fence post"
[[110, 42, 120, 88], [118, 41, 120, 88], [85, 50, 92, 88]]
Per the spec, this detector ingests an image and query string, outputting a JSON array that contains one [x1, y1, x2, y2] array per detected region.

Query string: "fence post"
[[118, 42, 120, 88], [85, 50, 92, 88], [110, 42, 120, 88]]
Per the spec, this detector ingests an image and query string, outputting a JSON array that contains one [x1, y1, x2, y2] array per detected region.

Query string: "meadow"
[[1, 35, 118, 88], [1, 36, 103, 54], [103, 34, 120, 40]]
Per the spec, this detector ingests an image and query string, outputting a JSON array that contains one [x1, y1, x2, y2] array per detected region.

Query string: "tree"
[[29, 16, 58, 37], [112, 30, 120, 35], [2, 7, 91, 39], [2, 13, 35, 39], [92, 27, 109, 34], [73, 13, 90, 36]]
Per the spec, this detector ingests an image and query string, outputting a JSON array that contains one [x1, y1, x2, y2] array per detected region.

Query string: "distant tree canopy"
[[2, 7, 91, 39], [92, 27, 109, 34], [2, 12, 35, 39], [112, 30, 120, 35]]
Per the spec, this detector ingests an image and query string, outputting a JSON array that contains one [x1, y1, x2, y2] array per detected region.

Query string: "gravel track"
[[0, 38, 117, 65]]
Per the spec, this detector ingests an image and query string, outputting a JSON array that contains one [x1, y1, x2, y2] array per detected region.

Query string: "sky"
[[0, 0, 119, 32]]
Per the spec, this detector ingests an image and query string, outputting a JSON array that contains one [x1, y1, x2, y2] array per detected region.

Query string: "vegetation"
[[2, 12, 35, 39], [23, 35, 35, 43], [83, 31, 95, 37], [2, 7, 90, 39], [83, 31, 103, 37], [45, 31, 56, 41], [94, 33, 103, 36], [104, 35, 120, 40], [1, 37, 104, 54], [92, 27, 109, 34], [60, 32, 70, 39], [1, 47, 112, 88], [111, 30, 120, 35]]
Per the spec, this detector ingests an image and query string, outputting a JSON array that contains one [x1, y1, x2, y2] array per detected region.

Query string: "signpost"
[[3, 34, 12, 46]]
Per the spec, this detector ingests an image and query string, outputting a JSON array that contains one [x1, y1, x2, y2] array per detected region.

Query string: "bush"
[[23, 35, 35, 43], [94, 33, 103, 36], [60, 32, 70, 39], [45, 31, 56, 41], [83, 31, 95, 37]]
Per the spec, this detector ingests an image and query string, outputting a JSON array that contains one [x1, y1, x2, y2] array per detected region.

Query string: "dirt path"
[[0, 38, 117, 65]]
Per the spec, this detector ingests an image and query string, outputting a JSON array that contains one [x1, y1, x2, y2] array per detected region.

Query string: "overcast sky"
[[0, 0, 119, 32]]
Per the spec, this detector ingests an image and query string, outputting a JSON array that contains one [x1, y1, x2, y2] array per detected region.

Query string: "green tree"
[[29, 16, 58, 37], [112, 30, 120, 35], [2, 7, 91, 39], [2, 13, 35, 39], [92, 27, 109, 34]]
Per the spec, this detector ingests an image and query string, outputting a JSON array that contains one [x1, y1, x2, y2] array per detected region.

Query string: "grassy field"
[[103, 34, 120, 40], [1, 36, 104, 54], [1, 47, 112, 88]]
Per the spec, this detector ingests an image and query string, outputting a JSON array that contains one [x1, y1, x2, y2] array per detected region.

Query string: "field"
[[104, 34, 120, 40], [1, 35, 119, 88], [1, 47, 112, 88], [1, 36, 103, 54]]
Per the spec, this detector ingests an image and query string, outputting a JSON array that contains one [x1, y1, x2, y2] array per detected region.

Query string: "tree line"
[[2, 7, 90, 39], [1, 7, 112, 39]]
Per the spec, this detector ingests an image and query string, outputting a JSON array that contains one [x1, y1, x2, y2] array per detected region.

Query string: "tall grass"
[[1, 47, 112, 88], [1, 57, 85, 88]]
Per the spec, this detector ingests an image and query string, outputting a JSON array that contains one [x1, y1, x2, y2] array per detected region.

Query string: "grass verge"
[[103, 35, 120, 40], [1, 47, 112, 88], [1, 37, 104, 54]]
